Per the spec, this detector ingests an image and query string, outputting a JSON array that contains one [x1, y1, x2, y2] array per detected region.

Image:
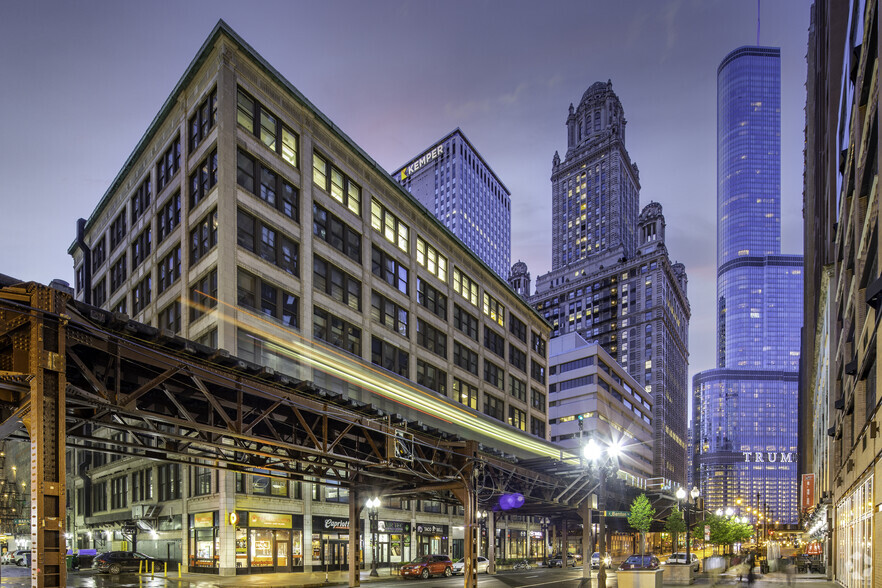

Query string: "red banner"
[[801, 474, 816, 510], [806, 542, 822, 555]]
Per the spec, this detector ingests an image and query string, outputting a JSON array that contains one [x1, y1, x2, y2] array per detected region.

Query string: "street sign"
[[604, 511, 629, 518], [122, 526, 138, 535], [704, 525, 710, 541]]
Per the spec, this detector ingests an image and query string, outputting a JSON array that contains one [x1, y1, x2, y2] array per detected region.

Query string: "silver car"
[[451, 556, 490, 574]]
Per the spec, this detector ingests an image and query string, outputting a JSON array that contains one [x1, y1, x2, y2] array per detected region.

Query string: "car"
[[2, 550, 28, 566], [548, 553, 577, 567], [92, 551, 160, 574], [400, 554, 453, 579], [451, 556, 490, 574], [618, 554, 661, 570], [591, 552, 612, 569], [664, 553, 700, 572]]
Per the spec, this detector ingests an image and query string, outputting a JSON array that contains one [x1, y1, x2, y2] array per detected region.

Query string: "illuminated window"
[[416, 237, 448, 281], [313, 152, 360, 216], [483, 292, 505, 327], [453, 267, 479, 306], [371, 198, 409, 252]]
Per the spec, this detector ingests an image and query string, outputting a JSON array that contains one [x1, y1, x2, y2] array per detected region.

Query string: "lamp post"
[[366, 497, 380, 577], [476, 510, 487, 557], [583, 437, 622, 588]]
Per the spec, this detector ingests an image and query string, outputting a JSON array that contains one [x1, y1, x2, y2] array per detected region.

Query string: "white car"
[[664, 553, 700, 572], [451, 556, 490, 574]]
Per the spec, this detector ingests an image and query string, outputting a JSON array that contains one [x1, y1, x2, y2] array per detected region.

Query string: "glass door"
[[276, 530, 290, 570]]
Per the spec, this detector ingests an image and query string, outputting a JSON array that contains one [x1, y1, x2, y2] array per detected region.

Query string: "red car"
[[400, 554, 453, 579]]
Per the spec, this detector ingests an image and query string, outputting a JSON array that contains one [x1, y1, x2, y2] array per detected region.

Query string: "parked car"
[[591, 552, 612, 569], [664, 553, 699, 571], [2, 550, 28, 566], [451, 556, 489, 574], [618, 554, 661, 570], [400, 554, 453, 579], [92, 551, 160, 574], [548, 553, 577, 567]]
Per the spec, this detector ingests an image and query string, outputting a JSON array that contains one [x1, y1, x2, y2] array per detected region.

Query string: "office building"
[[66, 21, 552, 576], [692, 46, 803, 525], [393, 129, 511, 278], [802, 0, 878, 584], [528, 201, 690, 487]]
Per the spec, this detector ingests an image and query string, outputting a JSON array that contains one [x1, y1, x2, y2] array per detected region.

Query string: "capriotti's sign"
[[742, 452, 795, 463], [399, 144, 445, 180]]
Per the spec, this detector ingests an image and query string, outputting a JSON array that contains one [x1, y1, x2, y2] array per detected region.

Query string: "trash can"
[[66, 555, 74, 570]]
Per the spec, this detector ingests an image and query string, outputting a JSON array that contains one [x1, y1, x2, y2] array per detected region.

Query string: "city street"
[[0, 565, 839, 588]]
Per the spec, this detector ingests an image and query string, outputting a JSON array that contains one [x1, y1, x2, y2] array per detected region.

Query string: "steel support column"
[[579, 498, 593, 586], [348, 488, 362, 588]]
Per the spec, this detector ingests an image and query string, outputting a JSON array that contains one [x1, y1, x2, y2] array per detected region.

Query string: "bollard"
[[178, 562, 182, 578], [139, 559, 143, 574], [164, 561, 168, 577], [151, 560, 155, 576]]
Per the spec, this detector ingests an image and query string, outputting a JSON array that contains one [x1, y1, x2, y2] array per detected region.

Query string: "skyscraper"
[[693, 46, 803, 524], [393, 129, 511, 278]]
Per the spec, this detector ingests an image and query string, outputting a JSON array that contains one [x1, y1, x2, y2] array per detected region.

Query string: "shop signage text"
[[249, 512, 292, 529], [400, 144, 444, 180], [315, 516, 350, 531], [416, 524, 446, 535], [375, 520, 410, 534], [194, 512, 214, 528], [742, 452, 794, 463]]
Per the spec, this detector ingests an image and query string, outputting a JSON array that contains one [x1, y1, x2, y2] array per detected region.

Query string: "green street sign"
[[604, 511, 630, 518]]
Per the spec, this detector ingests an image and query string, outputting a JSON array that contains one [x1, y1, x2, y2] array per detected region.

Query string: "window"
[[313, 306, 361, 356], [157, 464, 181, 501], [416, 237, 447, 281], [531, 331, 547, 357], [237, 149, 298, 220], [453, 341, 478, 375], [313, 152, 361, 216], [530, 417, 546, 438], [196, 327, 217, 348], [418, 278, 447, 320], [189, 87, 217, 152], [237, 329, 299, 375], [371, 245, 408, 294], [422, 500, 442, 513], [484, 359, 504, 390], [190, 268, 218, 321], [237, 209, 298, 275], [252, 474, 289, 497], [192, 467, 211, 496], [453, 267, 479, 306], [313, 203, 361, 263], [132, 274, 152, 315], [157, 192, 181, 243], [371, 290, 408, 337], [111, 476, 128, 509], [531, 388, 546, 413], [417, 319, 446, 358], [453, 378, 477, 409], [92, 235, 107, 268], [509, 344, 527, 372], [531, 360, 546, 384], [371, 336, 409, 378], [132, 469, 153, 502], [131, 227, 152, 269], [158, 246, 181, 293], [110, 254, 127, 294], [509, 315, 527, 343], [190, 208, 218, 264], [189, 149, 218, 209], [325, 484, 349, 503], [158, 299, 181, 334], [313, 256, 361, 311], [483, 326, 505, 358], [453, 304, 478, 340], [92, 481, 107, 512], [237, 88, 298, 167], [112, 296, 126, 314], [110, 211, 127, 251], [510, 376, 526, 402], [371, 198, 409, 252], [509, 407, 527, 431], [93, 279, 106, 307], [416, 359, 446, 394], [237, 269, 298, 327], [483, 394, 504, 421], [483, 292, 505, 327], [156, 136, 181, 192], [130, 178, 151, 224]]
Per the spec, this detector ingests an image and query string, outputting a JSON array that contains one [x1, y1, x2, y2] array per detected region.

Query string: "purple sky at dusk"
[[0, 1, 811, 390]]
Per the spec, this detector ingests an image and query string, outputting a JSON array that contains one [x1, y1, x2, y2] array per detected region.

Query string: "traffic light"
[[498, 493, 525, 510], [577, 413, 584, 431]]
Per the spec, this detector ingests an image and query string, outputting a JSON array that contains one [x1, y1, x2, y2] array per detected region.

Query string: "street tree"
[[664, 506, 686, 553], [627, 493, 656, 561]]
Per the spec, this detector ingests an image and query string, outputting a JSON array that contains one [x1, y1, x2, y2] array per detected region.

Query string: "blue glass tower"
[[693, 47, 803, 525]]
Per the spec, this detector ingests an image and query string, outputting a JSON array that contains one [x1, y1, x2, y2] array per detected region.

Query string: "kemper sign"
[[400, 144, 444, 181], [742, 452, 795, 463]]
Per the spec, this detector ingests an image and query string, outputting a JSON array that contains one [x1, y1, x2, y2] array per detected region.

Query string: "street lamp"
[[476, 510, 488, 557], [582, 437, 622, 588], [366, 497, 381, 577]]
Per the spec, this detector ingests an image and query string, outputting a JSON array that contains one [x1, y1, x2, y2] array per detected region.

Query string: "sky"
[[0, 0, 811, 390]]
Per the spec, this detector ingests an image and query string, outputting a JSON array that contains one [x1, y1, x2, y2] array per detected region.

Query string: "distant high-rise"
[[693, 46, 802, 525], [551, 81, 640, 271], [393, 128, 511, 278]]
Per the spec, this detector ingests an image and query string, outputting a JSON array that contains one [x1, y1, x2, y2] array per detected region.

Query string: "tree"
[[664, 506, 686, 553], [627, 494, 656, 562]]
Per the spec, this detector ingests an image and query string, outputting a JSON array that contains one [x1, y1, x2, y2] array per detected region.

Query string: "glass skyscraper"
[[693, 47, 803, 524]]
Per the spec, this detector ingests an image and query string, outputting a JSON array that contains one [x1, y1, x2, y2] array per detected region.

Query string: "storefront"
[[234, 511, 303, 575], [835, 474, 873, 588], [189, 512, 220, 571], [312, 516, 354, 571], [508, 529, 527, 558], [370, 520, 410, 567], [529, 530, 547, 559], [415, 523, 448, 557]]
